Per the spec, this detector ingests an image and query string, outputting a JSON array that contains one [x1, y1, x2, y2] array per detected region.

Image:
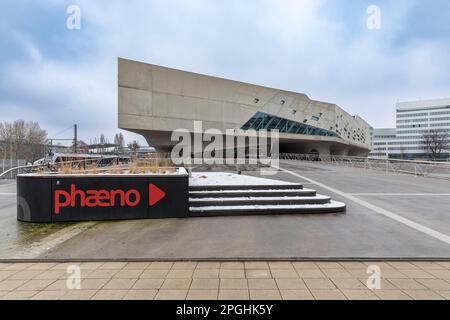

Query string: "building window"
[[241, 112, 340, 138]]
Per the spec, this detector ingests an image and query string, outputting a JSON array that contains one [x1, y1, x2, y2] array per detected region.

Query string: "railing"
[[279, 153, 450, 179]]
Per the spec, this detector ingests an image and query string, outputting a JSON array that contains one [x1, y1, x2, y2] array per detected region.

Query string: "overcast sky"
[[1, 0, 450, 145]]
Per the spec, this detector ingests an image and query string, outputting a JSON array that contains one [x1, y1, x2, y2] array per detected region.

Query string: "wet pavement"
[[0, 180, 76, 258], [0, 161, 449, 260]]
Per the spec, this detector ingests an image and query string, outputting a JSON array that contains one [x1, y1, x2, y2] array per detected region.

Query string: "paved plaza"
[[1, 160, 450, 260], [1, 261, 450, 300]]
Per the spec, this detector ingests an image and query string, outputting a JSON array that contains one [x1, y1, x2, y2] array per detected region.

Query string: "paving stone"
[[270, 269, 298, 279], [0, 271, 18, 281], [196, 262, 221, 269], [245, 269, 272, 279], [342, 289, 379, 300], [244, 262, 269, 269], [322, 269, 353, 279], [404, 290, 445, 300], [84, 269, 118, 279], [97, 262, 127, 270], [388, 262, 420, 270], [31, 290, 68, 300], [268, 262, 293, 269], [339, 262, 367, 269], [316, 262, 342, 269], [26, 263, 57, 271], [50, 263, 80, 271], [310, 289, 347, 300], [1, 290, 37, 300], [80, 278, 109, 290], [220, 262, 244, 269], [166, 269, 194, 278], [275, 278, 307, 290], [219, 269, 245, 279], [331, 278, 367, 290], [148, 262, 173, 269], [60, 290, 97, 300], [0, 279, 28, 291], [140, 269, 170, 278], [193, 269, 219, 278], [3, 263, 35, 271], [417, 279, 450, 291], [190, 279, 219, 290], [78, 262, 105, 270], [218, 290, 249, 300], [8, 270, 43, 280], [436, 291, 450, 300], [220, 279, 248, 290], [161, 278, 192, 289], [374, 290, 412, 300], [172, 262, 197, 269], [248, 279, 277, 290], [103, 278, 137, 290], [388, 278, 427, 290], [113, 269, 143, 279], [33, 270, 66, 280], [133, 278, 164, 290], [122, 262, 151, 270], [280, 289, 314, 300], [296, 269, 326, 278], [155, 289, 188, 300], [426, 269, 450, 279], [91, 290, 128, 300], [436, 262, 450, 269], [304, 278, 336, 290], [123, 290, 157, 300], [187, 290, 218, 300], [16, 279, 55, 291], [400, 269, 434, 279], [292, 262, 318, 269], [412, 262, 446, 270], [250, 290, 281, 300], [45, 280, 70, 290]]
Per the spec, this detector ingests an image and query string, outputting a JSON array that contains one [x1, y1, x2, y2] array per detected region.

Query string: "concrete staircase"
[[189, 184, 346, 216]]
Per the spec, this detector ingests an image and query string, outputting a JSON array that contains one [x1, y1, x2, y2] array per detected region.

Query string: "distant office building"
[[370, 98, 450, 160], [370, 128, 397, 158]]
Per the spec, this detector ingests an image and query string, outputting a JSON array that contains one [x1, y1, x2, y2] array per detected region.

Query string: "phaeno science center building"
[[118, 58, 372, 156]]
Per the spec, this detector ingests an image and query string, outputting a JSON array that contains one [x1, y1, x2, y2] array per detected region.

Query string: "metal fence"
[[0, 159, 27, 179], [279, 153, 450, 179]]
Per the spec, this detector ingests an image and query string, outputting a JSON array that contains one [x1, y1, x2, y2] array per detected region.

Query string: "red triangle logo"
[[149, 184, 165, 206]]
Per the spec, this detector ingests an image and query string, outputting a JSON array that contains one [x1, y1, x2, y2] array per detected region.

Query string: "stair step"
[[189, 188, 317, 198], [189, 184, 303, 191], [189, 195, 331, 207], [189, 201, 346, 216]]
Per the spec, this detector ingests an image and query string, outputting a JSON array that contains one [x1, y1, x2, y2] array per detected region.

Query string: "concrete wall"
[[118, 58, 372, 155]]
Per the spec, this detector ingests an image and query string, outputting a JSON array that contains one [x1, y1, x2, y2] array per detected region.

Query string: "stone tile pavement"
[[0, 261, 450, 300]]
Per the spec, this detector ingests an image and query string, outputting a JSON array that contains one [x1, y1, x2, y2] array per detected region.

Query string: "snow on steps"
[[188, 172, 346, 216]]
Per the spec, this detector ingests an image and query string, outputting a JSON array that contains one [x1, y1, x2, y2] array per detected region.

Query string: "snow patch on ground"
[[190, 172, 298, 186]]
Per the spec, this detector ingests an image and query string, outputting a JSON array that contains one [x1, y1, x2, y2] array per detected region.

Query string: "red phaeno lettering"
[[54, 184, 141, 215]]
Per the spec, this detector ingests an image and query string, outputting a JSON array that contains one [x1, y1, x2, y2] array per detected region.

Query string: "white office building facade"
[[370, 98, 450, 160]]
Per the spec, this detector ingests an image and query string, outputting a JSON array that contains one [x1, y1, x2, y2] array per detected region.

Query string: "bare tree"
[[421, 129, 449, 161], [114, 133, 125, 151], [127, 140, 140, 152], [0, 120, 48, 161]]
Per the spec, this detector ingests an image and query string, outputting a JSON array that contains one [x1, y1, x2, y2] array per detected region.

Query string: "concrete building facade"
[[370, 98, 450, 160], [118, 58, 372, 156]]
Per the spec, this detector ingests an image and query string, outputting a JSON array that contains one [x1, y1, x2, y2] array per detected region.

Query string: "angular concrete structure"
[[118, 58, 372, 156]]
